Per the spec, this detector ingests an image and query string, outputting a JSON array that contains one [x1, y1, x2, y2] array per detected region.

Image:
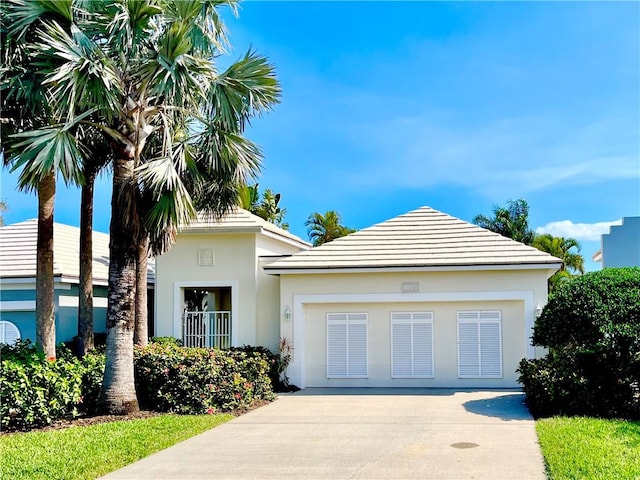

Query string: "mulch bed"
[[3, 398, 274, 435]]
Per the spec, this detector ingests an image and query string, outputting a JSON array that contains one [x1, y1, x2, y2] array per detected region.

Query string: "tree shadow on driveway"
[[463, 393, 533, 421]]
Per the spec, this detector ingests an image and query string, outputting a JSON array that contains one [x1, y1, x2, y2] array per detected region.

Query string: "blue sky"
[[1, 1, 638, 271]]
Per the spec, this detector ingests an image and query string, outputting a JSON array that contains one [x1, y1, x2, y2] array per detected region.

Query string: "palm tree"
[[5, 0, 280, 414], [1, 1, 83, 359], [473, 199, 536, 245], [532, 233, 585, 293], [306, 211, 355, 246], [77, 126, 112, 355]]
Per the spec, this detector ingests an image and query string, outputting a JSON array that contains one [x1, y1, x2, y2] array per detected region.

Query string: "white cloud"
[[535, 219, 623, 242]]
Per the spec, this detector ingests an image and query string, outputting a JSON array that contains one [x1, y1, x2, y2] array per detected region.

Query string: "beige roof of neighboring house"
[[181, 208, 311, 249], [265, 206, 563, 272], [0, 219, 154, 285]]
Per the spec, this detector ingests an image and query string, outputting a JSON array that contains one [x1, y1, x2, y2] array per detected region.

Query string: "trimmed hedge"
[[134, 343, 274, 414], [518, 268, 640, 419]]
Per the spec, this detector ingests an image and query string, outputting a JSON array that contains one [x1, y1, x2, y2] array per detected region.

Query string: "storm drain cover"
[[450, 442, 479, 449]]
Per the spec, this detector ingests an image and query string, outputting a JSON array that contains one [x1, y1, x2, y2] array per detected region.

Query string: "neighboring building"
[[156, 206, 561, 389], [154, 209, 310, 352], [592, 217, 640, 268], [0, 220, 155, 344]]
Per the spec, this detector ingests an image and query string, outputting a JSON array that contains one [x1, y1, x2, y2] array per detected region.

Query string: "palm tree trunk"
[[36, 171, 56, 359], [77, 168, 96, 355], [134, 235, 149, 347], [100, 156, 139, 414]]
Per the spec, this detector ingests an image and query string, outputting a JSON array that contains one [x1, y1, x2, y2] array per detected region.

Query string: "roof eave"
[[265, 262, 563, 275]]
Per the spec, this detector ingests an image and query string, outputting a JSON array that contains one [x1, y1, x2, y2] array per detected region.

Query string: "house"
[[153, 209, 311, 352], [0, 219, 155, 344], [592, 216, 640, 268], [156, 206, 561, 389]]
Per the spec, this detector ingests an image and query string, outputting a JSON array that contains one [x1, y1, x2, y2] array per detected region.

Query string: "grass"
[[536, 417, 640, 480], [0, 413, 233, 480]]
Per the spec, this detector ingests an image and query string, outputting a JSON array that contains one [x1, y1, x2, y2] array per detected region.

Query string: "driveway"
[[101, 389, 546, 480]]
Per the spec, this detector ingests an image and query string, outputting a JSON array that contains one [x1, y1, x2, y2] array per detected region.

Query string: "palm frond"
[[4, 0, 72, 39], [8, 123, 83, 189], [208, 50, 281, 132], [196, 125, 262, 182], [36, 20, 122, 119]]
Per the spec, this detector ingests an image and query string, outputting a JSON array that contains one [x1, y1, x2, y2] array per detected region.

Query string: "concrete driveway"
[[101, 389, 546, 480]]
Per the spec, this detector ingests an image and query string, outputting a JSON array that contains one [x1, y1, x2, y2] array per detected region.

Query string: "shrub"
[[134, 343, 274, 414], [0, 341, 105, 430], [518, 268, 640, 419], [227, 339, 293, 391]]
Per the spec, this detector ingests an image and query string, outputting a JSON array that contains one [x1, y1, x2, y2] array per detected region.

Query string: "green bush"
[[0, 341, 105, 430], [518, 268, 640, 419], [134, 343, 274, 414], [227, 341, 293, 391]]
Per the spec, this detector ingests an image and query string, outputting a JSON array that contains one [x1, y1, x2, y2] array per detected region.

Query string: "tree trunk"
[[36, 171, 56, 359], [77, 168, 96, 355], [134, 235, 149, 347], [100, 156, 140, 414]]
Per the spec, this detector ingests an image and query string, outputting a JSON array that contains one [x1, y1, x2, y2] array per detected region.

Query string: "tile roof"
[[0, 219, 154, 285], [181, 208, 311, 249], [265, 206, 563, 272]]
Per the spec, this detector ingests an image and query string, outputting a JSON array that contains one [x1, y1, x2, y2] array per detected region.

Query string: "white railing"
[[182, 311, 231, 349]]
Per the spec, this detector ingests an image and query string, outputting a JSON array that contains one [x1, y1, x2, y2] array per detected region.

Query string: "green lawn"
[[536, 417, 640, 480], [1, 414, 233, 480]]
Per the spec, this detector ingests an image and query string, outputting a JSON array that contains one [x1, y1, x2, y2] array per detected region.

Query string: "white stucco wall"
[[155, 229, 308, 349], [279, 269, 553, 388], [155, 233, 258, 345]]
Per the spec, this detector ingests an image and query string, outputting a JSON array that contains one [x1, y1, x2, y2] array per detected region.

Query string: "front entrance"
[[182, 287, 232, 348]]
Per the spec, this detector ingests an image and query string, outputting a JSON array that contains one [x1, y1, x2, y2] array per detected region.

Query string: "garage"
[[265, 206, 561, 389]]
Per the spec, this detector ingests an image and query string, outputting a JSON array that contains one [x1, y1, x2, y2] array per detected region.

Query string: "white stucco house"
[[155, 206, 562, 389]]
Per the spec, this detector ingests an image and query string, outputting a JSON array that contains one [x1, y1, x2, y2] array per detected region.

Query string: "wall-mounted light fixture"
[[284, 307, 292, 321], [535, 304, 543, 319]]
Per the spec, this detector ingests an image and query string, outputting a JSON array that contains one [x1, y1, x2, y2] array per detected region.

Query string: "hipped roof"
[[0, 219, 154, 285], [265, 206, 562, 273]]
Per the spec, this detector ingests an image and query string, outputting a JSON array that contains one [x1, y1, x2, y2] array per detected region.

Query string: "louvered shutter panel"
[[347, 323, 368, 377], [479, 322, 502, 377], [458, 322, 479, 377], [391, 312, 434, 378], [327, 322, 347, 377], [412, 322, 433, 377], [392, 323, 412, 377]]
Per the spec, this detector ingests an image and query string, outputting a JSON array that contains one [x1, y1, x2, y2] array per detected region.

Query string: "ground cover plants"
[[536, 417, 640, 479], [1, 413, 232, 480]]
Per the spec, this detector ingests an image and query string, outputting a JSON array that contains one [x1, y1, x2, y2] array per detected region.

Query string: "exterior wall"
[[304, 300, 523, 388], [0, 283, 109, 343], [602, 217, 640, 268], [279, 269, 552, 388], [154, 233, 258, 345], [255, 235, 308, 351]]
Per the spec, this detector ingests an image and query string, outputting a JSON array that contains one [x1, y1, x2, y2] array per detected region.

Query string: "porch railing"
[[182, 311, 231, 349]]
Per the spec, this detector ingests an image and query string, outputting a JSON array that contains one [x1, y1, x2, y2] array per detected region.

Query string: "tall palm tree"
[[306, 211, 355, 246], [473, 199, 536, 245], [77, 126, 112, 355], [1, 1, 83, 359], [5, 0, 280, 414]]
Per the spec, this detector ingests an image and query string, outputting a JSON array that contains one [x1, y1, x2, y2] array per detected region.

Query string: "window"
[[327, 313, 367, 378], [391, 312, 434, 378], [457, 311, 502, 378], [0, 321, 21, 345]]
